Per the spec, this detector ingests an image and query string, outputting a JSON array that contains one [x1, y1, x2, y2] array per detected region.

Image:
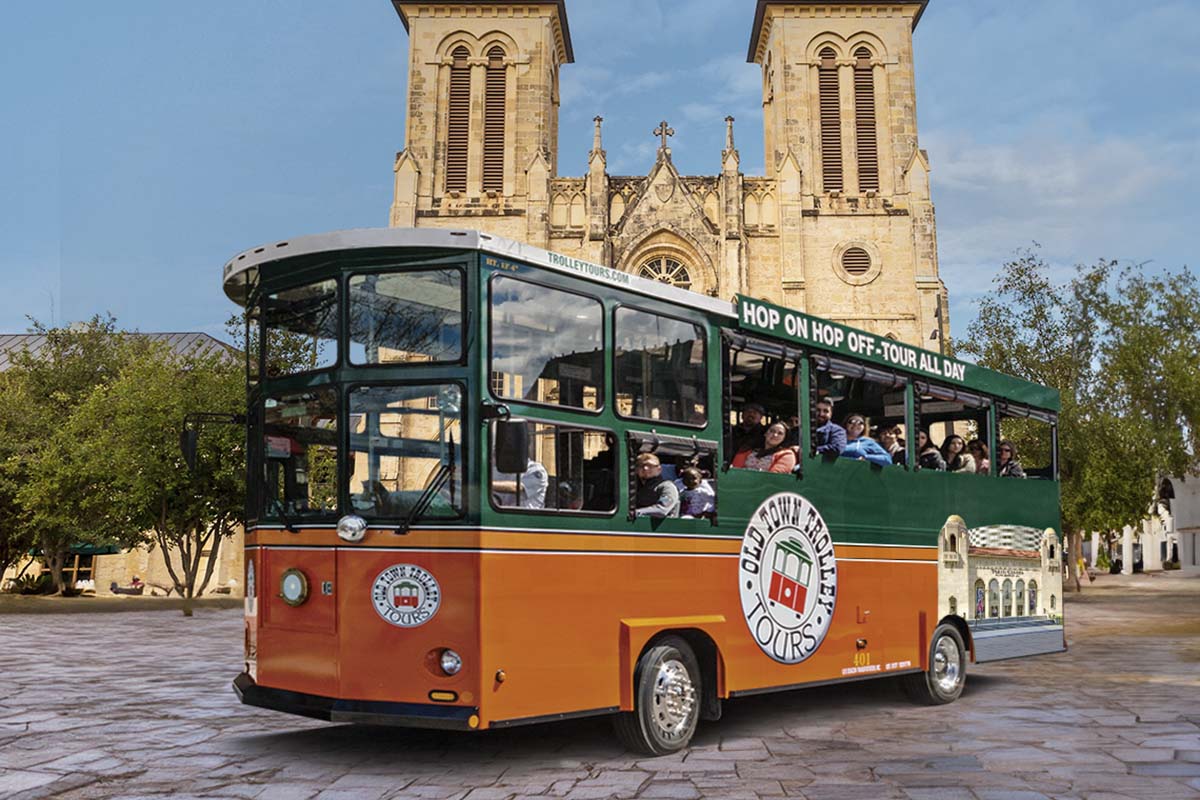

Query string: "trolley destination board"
[[734, 295, 1059, 412]]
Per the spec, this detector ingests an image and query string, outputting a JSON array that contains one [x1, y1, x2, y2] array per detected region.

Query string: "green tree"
[[0, 372, 35, 581], [68, 339, 245, 615], [961, 249, 1200, 591], [0, 317, 137, 594], [225, 310, 323, 378]]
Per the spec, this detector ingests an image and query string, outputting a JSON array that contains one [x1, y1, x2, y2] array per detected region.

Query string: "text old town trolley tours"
[[218, 228, 1065, 754]]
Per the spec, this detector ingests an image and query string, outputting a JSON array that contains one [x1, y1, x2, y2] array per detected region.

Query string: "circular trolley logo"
[[738, 493, 838, 664], [371, 564, 441, 628]]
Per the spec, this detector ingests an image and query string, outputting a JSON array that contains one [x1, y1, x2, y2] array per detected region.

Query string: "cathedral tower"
[[388, 1, 572, 249], [388, 0, 949, 351], [748, 0, 946, 345]]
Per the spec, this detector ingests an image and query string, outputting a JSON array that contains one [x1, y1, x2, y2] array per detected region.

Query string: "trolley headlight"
[[337, 514, 367, 543], [439, 649, 463, 676], [279, 568, 309, 607]]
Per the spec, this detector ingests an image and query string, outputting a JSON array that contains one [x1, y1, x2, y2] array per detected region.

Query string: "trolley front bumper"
[[233, 672, 479, 730]]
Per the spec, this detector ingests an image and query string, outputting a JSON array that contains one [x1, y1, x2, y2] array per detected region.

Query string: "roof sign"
[[735, 295, 1059, 411]]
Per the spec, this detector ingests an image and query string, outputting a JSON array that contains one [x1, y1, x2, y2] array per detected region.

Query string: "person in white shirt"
[[494, 459, 548, 509]]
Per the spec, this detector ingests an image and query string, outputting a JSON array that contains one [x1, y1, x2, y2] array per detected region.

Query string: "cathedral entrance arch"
[[619, 230, 716, 297]]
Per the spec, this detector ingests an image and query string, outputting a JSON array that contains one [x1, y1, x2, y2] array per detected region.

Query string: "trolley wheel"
[[903, 623, 967, 705], [613, 636, 701, 755]]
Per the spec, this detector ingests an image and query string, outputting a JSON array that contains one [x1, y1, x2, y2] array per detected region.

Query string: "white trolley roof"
[[222, 227, 734, 318]]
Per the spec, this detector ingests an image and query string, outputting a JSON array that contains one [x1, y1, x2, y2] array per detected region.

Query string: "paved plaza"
[[1, 573, 1198, 800]]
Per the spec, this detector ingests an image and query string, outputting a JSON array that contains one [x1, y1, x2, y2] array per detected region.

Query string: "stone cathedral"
[[388, 0, 949, 349]]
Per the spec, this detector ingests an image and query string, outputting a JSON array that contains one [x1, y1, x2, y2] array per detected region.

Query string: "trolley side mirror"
[[494, 420, 529, 475], [180, 426, 199, 473], [179, 412, 246, 473]]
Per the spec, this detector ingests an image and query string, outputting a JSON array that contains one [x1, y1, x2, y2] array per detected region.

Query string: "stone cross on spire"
[[653, 120, 675, 157], [590, 116, 604, 158]]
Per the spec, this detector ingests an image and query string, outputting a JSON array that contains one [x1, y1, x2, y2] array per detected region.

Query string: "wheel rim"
[[932, 634, 962, 694], [651, 658, 696, 738]]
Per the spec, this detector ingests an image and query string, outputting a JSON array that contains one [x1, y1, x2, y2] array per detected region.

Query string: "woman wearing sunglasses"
[[996, 439, 1026, 478]]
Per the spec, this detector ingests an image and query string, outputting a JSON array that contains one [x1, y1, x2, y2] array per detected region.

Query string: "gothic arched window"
[[853, 46, 879, 192], [988, 579, 999, 618], [482, 46, 507, 192], [638, 256, 692, 291], [1002, 579, 1013, 617], [974, 579, 985, 619], [1028, 580, 1038, 615], [818, 47, 842, 192], [445, 46, 471, 193], [1015, 579, 1025, 617]]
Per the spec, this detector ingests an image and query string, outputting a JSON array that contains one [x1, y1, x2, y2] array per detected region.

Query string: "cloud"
[[927, 120, 1197, 341], [609, 139, 658, 175]]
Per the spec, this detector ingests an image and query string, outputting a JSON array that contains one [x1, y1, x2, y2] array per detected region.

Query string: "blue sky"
[[2, 1, 1195, 347]]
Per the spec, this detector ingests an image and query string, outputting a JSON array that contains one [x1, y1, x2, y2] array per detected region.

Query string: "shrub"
[[13, 573, 53, 595]]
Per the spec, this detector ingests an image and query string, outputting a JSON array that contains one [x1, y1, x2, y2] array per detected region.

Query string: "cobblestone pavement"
[[2, 572, 1198, 800]]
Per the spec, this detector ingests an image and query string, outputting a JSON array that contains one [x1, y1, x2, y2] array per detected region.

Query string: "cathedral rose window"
[[638, 256, 692, 290]]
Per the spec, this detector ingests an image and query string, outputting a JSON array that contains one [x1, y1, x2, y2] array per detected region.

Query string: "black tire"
[[612, 636, 701, 755], [903, 623, 966, 705]]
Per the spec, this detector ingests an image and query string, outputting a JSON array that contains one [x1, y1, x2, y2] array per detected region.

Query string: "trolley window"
[[489, 276, 603, 411], [349, 269, 464, 365], [264, 279, 338, 375], [489, 420, 616, 514], [348, 384, 463, 518], [262, 388, 339, 519], [614, 307, 706, 426]]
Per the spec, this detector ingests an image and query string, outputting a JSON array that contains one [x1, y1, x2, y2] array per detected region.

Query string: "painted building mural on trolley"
[[937, 516, 1064, 623]]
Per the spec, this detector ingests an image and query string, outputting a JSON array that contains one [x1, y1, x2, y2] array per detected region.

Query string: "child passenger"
[[677, 467, 716, 518]]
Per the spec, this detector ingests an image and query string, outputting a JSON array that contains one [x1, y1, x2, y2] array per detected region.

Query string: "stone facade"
[[389, 0, 949, 349], [2, 531, 244, 598], [937, 517, 1064, 622]]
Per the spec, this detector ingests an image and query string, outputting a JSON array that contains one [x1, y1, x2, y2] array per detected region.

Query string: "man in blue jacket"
[[813, 398, 846, 456]]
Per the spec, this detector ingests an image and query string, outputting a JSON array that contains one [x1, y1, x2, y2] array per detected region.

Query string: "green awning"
[[70, 543, 121, 556]]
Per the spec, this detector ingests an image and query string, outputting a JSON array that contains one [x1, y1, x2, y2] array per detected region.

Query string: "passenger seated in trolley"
[[813, 398, 846, 456], [840, 414, 894, 467], [633, 453, 680, 518], [941, 434, 976, 474], [731, 402, 767, 453], [732, 421, 796, 473], [916, 428, 946, 471], [996, 439, 1027, 478], [876, 423, 905, 465], [492, 458, 549, 509], [676, 467, 715, 519]]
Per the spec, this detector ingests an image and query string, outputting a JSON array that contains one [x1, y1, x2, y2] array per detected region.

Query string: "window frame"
[[996, 400, 1060, 481], [912, 378, 993, 476], [721, 331, 805, 471], [809, 352, 908, 466], [482, 45, 507, 193], [486, 416, 619, 519], [817, 46, 843, 192], [346, 264, 468, 369], [852, 45, 880, 193], [445, 45, 471, 194], [259, 385, 343, 523], [612, 302, 708, 430], [344, 379, 468, 523], [487, 273, 606, 416], [625, 428, 721, 524], [262, 276, 341, 378]]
